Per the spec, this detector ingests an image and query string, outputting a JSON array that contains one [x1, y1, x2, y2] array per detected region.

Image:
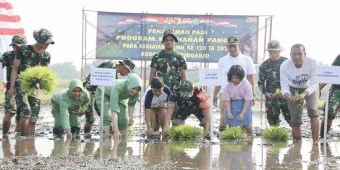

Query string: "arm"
[[144, 109, 154, 135], [111, 111, 121, 139], [213, 86, 221, 107], [246, 74, 255, 95], [238, 100, 251, 122], [149, 68, 157, 85], [180, 69, 187, 81], [280, 63, 290, 96], [127, 105, 134, 126], [224, 100, 232, 119], [60, 99, 72, 139], [7, 58, 20, 97]]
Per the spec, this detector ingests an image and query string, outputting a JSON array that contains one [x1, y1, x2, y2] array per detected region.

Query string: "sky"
[[9, 0, 340, 69]]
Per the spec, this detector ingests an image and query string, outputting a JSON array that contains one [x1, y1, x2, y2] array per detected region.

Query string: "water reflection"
[[2, 135, 340, 169]]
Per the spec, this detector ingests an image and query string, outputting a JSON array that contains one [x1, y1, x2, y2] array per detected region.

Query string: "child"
[[222, 65, 253, 135], [51, 79, 90, 139], [144, 77, 171, 136]]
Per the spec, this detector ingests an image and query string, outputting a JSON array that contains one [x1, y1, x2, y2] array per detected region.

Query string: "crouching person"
[[144, 77, 171, 136], [95, 73, 142, 139], [165, 80, 211, 139], [51, 79, 90, 139]]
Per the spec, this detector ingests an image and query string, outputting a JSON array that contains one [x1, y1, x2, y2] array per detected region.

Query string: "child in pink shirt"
[[222, 65, 254, 135]]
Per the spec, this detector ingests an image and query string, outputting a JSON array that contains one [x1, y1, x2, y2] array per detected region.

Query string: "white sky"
[[9, 0, 340, 69]]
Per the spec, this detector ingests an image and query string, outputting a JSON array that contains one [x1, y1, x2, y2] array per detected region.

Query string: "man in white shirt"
[[213, 36, 256, 131], [280, 44, 319, 145]]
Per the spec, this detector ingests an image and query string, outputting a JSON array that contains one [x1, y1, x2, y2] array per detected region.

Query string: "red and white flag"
[[0, 0, 25, 85], [0, 0, 24, 52]]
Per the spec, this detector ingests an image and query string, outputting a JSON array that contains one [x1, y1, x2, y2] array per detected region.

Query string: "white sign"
[[316, 66, 340, 84], [90, 68, 116, 86], [199, 68, 224, 86]]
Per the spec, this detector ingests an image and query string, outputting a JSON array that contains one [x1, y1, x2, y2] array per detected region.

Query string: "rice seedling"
[[169, 125, 202, 140], [262, 126, 289, 142], [219, 126, 247, 140]]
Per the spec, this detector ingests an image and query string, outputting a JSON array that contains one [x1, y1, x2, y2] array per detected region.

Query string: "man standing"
[[1, 35, 27, 136], [149, 30, 187, 90], [258, 40, 291, 126], [7, 28, 54, 136], [319, 54, 340, 138], [280, 44, 319, 144], [213, 37, 256, 131]]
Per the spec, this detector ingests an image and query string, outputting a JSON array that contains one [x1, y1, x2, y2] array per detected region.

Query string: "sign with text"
[[199, 68, 224, 86], [96, 12, 259, 63], [90, 68, 116, 86], [316, 66, 340, 84]]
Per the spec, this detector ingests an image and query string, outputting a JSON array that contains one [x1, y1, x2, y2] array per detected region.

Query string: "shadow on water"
[[1, 107, 340, 169]]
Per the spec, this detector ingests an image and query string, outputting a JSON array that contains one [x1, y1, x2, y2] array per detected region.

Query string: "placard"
[[90, 68, 116, 86], [199, 68, 224, 86], [316, 66, 340, 84]]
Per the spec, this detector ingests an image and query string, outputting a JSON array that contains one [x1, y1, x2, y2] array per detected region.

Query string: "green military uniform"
[[95, 73, 141, 130], [15, 45, 51, 122], [324, 55, 340, 120], [150, 50, 187, 90], [1, 51, 17, 115], [258, 56, 291, 126], [51, 79, 90, 136]]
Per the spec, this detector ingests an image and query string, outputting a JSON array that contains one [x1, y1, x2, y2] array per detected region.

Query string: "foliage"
[[169, 125, 202, 140], [18, 66, 57, 95], [219, 127, 247, 140], [262, 126, 289, 142]]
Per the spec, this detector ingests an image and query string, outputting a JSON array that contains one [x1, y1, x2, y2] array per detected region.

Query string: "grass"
[[219, 127, 247, 140], [262, 126, 289, 142], [169, 125, 203, 141]]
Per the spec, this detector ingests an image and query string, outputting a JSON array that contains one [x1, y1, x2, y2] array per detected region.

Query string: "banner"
[[96, 12, 259, 63]]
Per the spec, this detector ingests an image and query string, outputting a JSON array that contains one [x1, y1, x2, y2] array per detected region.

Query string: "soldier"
[[164, 80, 211, 139], [1, 35, 27, 136], [258, 40, 291, 126], [82, 58, 135, 134], [319, 54, 340, 138], [149, 30, 187, 90], [7, 28, 54, 136]]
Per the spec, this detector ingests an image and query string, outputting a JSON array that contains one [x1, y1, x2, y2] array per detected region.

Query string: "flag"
[[0, 0, 25, 83], [0, 0, 25, 52]]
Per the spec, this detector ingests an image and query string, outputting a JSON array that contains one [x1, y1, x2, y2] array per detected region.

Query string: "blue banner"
[[96, 12, 259, 63]]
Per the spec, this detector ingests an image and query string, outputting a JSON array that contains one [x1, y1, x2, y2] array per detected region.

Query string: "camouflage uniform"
[[258, 56, 291, 126], [324, 55, 340, 120], [150, 50, 187, 90], [0, 35, 27, 123], [168, 81, 210, 125], [15, 29, 53, 122]]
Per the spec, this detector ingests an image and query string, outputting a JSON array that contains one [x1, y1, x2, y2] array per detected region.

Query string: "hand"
[[213, 96, 218, 107], [6, 88, 14, 98], [227, 112, 233, 119], [65, 129, 72, 140], [147, 127, 154, 136], [284, 93, 294, 103], [238, 113, 245, 122], [114, 130, 122, 139], [265, 92, 274, 99], [128, 118, 134, 126]]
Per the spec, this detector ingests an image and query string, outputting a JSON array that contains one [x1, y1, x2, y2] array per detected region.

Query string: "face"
[[230, 75, 241, 85], [71, 87, 82, 99], [163, 36, 176, 51], [35, 42, 49, 54], [227, 44, 240, 57], [290, 46, 306, 68], [268, 50, 280, 60], [116, 64, 129, 76], [152, 87, 163, 97], [128, 87, 140, 96]]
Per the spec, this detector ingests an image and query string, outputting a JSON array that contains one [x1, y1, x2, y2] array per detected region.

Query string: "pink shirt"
[[222, 79, 253, 101]]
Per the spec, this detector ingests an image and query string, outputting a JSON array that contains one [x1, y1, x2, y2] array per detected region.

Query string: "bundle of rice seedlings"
[[18, 66, 57, 95], [169, 125, 202, 140], [262, 126, 289, 142], [219, 127, 246, 140]]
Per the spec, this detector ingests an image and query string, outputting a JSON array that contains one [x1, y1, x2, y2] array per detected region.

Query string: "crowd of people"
[[1, 29, 339, 145]]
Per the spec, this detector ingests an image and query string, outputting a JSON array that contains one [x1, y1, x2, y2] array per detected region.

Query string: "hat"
[[9, 35, 27, 46], [226, 36, 239, 45], [33, 28, 55, 44], [162, 30, 178, 43], [150, 77, 163, 89], [179, 80, 193, 98], [267, 40, 283, 51], [119, 58, 135, 73]]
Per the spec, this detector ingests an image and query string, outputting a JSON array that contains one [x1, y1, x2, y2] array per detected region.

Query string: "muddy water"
[[1, 105, 340, 169]]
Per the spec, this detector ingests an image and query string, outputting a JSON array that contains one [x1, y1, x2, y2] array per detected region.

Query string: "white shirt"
[[280, 57, 318, 95], [217, 53, 256, 91]]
